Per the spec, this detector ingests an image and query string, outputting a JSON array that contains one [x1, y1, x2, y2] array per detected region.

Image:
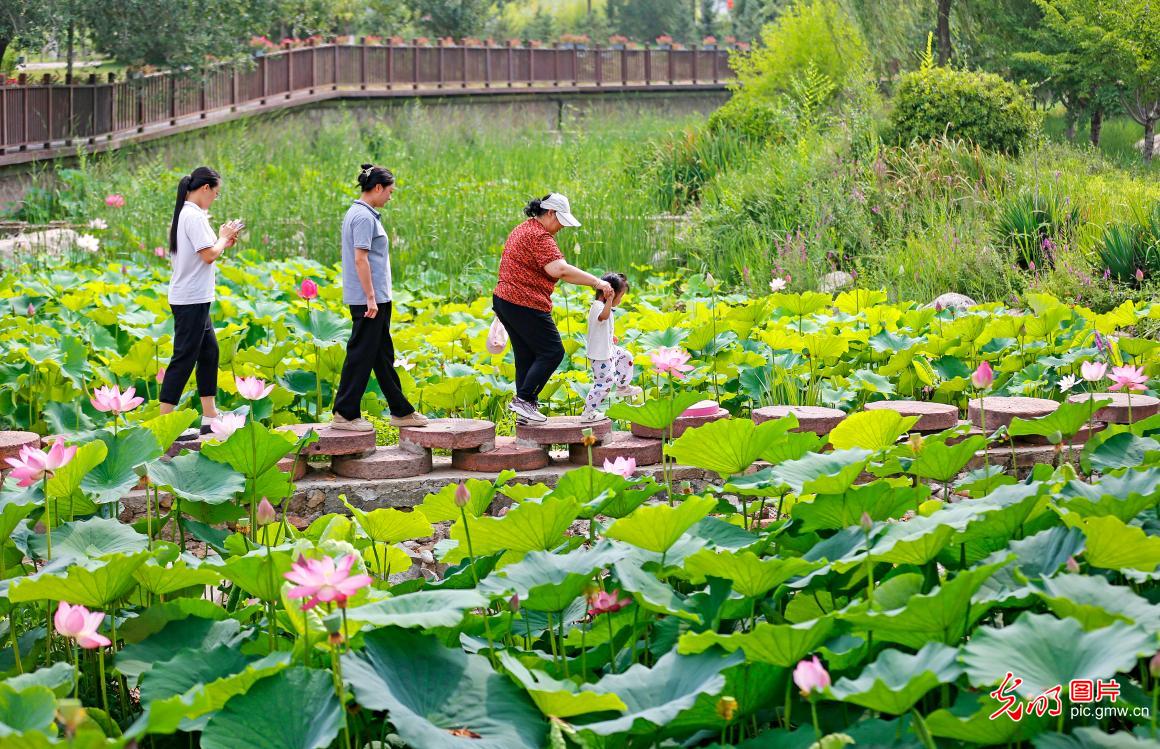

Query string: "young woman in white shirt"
[[157, 166, 243, 431]]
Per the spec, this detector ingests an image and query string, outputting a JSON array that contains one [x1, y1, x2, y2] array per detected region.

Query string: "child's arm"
[[597, 299, 613, 322]]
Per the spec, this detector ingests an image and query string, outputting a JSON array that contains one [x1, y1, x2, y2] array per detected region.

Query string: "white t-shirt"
[[586, 299, 614, 361], [168, 202, 218, 305]]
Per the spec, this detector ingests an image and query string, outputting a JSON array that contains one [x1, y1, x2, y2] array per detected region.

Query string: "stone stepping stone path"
[[453, 436, 549, 472], [568, 431, 663, 466], [282, 423, 377, 456], [332, 446, 432, 479], [2, 431, 45, 461], [752, 405, 845, 436], [399, 418, 496, 453], [967, 396, 1058, 431], [516, 416, 612, 447], [631, 406, 730, 439], [1067, 392, 1160, 424], [864, 400, 958, 432]]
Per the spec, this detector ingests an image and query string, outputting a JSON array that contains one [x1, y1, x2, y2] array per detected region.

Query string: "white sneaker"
[[620, 385, 643, 398], [390, 412, 429, 427], [581, 410, 606, 422], [331, 414, 374, 432], [509, 398, 547, 423]]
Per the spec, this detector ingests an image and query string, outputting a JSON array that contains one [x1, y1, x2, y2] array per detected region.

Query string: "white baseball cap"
[[541, 193, 581, 227]]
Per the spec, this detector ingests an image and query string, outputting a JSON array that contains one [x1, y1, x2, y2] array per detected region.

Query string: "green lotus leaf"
[[975, 527, 1086, 604], [792, 481, 925, 532], [341, 500, 432, 543], [497, 651, 627, 718], [549, 467, 663, 519], [0, 486, 41, 544], [118, 597, 231, 644], [3, 662, 77, 697], [200, 420, 297, 478], [442, 495, 581, 565], [840, 558, 1010, 648], [865, 513, 957, 566], [773, 291, 832, 317], [613, 559, 700, 623], [200, 666, 340, 749], [146, 452, 246, 505], [1030, 574, 1160, 631], [573, 649, 744, 736], [1033, 726, 1160, 748], [45, 440, 108, 512], [9, 550, 149, 607], [0, 683, 56, 736], [939, 482, 1049, 546], [344, 589, 488, 628], [219, 547, 295, 602], [116, 617, 244, 685], [607, 391, 707, 432], [759, 430, 825, 465], [81, 428, 163, 505], [344, 628, 548, 749], [1060, 513, 1160, 572], [140, 409, 200, 452], [138, 644, 251, 716], [1006, 398, 1102, 445], [687, 516, 769, 553], [665, 418, 794, 478], [479, 543, 626, 612], [925, 691, 1050, 744], [27, 517, 148, 562], [418, 478, 499, 522], [1058, 469, 1160, 521], [1084, 430, 1160, 473], [681, 548, 818, 597], [847, 368, 896, 397], [132, 557, 224, 598], [734, 449, 872, 496], [605, 495, 716, 555], [962, 613, 1153, 698], [908, 435, 987, 483], [828, 410, 918, 452], [360, 544, 412, 578], [829, 642, 962, 714], [677, 617, 834, 667]]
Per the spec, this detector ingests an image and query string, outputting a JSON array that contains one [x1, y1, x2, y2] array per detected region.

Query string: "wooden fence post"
[[386, 44, 393, 90], [360, 40, 367, 90], [107, 74, 116, 139], [412, 40, 420, 90], [691, 46, 698, 84], [260, 55, 268, 104], [595, 46, 603, 86]]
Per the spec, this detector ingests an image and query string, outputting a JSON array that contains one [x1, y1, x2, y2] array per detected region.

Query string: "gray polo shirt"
[[341, 200, 392, 305], [168, 201, 218, 305]]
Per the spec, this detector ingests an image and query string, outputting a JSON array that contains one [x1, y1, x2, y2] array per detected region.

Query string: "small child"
[[583, 273, 642, 421]]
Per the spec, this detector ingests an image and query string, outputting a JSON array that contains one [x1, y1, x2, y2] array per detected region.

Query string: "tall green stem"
[[97, 647, 110, 715], [459, 507, 496, 661]]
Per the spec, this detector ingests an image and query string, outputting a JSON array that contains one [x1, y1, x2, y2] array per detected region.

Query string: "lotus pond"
[[0, 254, 1159, 748]]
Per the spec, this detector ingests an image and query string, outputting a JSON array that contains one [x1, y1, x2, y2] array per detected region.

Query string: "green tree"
[[698, 0, 718, 40], [606, 0, 693, 43], [410, 0, 494, 39], [0, 4, 56, 72], [728, 0, 772, 42]]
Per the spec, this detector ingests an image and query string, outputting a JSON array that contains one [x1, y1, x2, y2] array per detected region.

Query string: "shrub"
[[993, 189, 1081, 270], [889, 50, 1039, 154], [635, 126, 752, 213], [1097, 204, 1160, 284], [707, 96, 791, 142]]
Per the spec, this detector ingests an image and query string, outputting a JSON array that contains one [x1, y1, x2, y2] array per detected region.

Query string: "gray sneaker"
[[390, 412, 430, 427], [509, 397, 547, 423], [331, 414, 374, 432]]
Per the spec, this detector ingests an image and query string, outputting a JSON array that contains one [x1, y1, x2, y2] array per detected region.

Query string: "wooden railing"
[[0, 42, 733, 165]]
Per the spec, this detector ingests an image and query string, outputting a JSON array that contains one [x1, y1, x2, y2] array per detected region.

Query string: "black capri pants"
[[492, 294, 565, 403], [159, 302, 219, 405]]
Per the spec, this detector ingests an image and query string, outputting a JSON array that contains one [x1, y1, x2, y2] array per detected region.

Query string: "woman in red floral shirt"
[[493, 193, 613, 423]]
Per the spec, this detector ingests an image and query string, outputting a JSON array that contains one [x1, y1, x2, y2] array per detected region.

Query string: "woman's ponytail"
[[169, 166, 221, 255], [524, 194, 551, 218]]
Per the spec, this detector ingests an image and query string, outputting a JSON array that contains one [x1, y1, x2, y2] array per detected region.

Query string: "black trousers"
[[159, 302, 219, 406], [333, 302, 415, 420], [492, 294, 565, 403]]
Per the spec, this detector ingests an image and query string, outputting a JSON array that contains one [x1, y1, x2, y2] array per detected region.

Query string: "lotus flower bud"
[[1065, 556, 1080, 574], [454, 482, 471, 508], [859, 511, 873, 533], [971, 361, 994, 390], [256, 497, 276, 526], [1149, 651, 1160, 679], [509, 594, 520, 612]]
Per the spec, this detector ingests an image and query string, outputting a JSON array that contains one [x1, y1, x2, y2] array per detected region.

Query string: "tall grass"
[[35, 104, 700, 299]]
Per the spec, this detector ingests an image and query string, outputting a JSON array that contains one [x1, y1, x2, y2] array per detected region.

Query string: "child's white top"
[[586, 299, 614, 360]]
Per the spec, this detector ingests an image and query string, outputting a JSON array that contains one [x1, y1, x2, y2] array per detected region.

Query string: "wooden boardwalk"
[[0, 42, 733, 167]]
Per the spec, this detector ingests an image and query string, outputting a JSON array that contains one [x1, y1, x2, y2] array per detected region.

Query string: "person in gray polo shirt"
[[331, 164, 428, 431]]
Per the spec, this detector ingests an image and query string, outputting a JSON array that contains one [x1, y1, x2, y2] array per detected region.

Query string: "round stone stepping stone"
[[631, 407, 730, 440], [752, 405, 845, 435], [1067, 392, 1160, 424], [682, 400, 721, 418], [864, 400, 958, 432], [568, 431, 663, 466], [277, 455, 309, 481], [453, 437, 548, 472], [516, 416, 612, 446], [282, 423, 377, 456], [332, 446, 432, 479], [0, 431, 41, 464], [968, 396, 1059, 431], [398, 419, 495, 451]]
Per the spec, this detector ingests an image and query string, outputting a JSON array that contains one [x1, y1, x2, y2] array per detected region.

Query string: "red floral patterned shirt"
[[494, 219, 565, 312]]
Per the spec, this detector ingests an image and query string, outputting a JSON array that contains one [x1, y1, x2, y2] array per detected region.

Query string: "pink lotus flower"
[[284, 554, 372, 610], [209, 412, 246, 440], [235, 375, 274, 401], [54, 603, 111, 649], [154, 246, 166, 258], [1109, 365, 1148, 392], [602, 456, 637, 479], [256, 497, 276, 526], [588, 590, 632, 617], [26, 303, 35, 316], [156, 367, 166, 384], [298, 278, 319, 300], [1136, 268, 1145, 283], [1080, 361, 1107, 382], [4, 438, 77, 487], [105, 194, 126, 208], [970, 361, 994, 390], [91, 384, 144, 414], [454, 482, 471, 508], [650, 347, 694, 378], [793, 655, 831, 697]]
